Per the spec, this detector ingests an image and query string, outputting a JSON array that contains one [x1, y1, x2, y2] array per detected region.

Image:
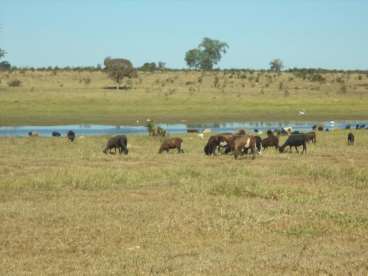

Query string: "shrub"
[[7, 79, 22, 87], [82, 77, 91, 85]]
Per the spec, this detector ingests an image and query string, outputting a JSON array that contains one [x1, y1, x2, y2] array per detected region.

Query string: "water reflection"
[[0, 120, 367, 137]]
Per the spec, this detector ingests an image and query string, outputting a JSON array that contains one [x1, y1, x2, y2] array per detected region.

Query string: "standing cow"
[[347, 132, 355, 145]]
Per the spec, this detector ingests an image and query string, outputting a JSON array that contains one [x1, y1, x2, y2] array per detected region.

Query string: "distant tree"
[[270, 59, 284, 72], [0, 48, 6, 60], [185, 38, 229, 70], [0, 49, 11, 70], [140, 62, 157, 72], [185, 49, 202, 69], [104, 57, 137, 89], [0, 61, 11, 70], [198, 38, 229, 70], [158, 61, 166, 70]]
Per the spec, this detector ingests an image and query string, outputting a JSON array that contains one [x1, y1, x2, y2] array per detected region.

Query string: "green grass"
[[1, 70, 368, 125], [1, 130, 368, 274]]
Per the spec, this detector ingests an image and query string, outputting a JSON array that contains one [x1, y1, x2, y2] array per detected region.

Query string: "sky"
[[1, 0, 368, 69]]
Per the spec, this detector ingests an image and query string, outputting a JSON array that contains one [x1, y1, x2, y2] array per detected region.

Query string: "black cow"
[[347, 132, 355, 145], [103, 135, 128, 154], [52, 131, 61, 137], [279, 134, 308, 154], [67, 130, 76, 142]]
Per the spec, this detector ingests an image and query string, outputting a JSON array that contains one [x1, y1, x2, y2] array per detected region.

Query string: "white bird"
[[298, 111, 305, 116]]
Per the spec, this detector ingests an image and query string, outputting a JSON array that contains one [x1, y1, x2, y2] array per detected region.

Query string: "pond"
[[0, 120, 367, 137]]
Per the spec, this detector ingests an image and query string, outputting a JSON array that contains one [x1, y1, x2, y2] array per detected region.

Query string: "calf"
[[67, 130, 76, 142], [279, 134, 307, 154], [159, 137, 184, 153], [347, 132, 355, 145], [103, 135, 128, 154]]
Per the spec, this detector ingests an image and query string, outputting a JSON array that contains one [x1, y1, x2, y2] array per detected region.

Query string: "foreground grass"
[[1, 130, 368, 274], [1, 70, 368, 125]]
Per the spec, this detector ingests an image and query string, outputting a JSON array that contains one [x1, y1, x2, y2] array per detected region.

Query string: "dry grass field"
[[0, 70, 368, 125], [1, 130, 368, 274]]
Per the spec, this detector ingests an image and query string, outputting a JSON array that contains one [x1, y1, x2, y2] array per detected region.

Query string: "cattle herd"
[[27, 127, 358, 158]]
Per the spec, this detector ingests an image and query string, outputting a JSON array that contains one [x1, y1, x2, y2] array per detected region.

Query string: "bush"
[[7, 79, 22, 87]]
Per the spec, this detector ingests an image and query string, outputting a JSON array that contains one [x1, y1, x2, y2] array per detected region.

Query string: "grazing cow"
[[203, 133, 233, 155], [159, 137, 184, 153], [312, 124, 317, 130], [103, 135, 128, 154], [317, 126, 324, 131], [305, 132, 316, 144], [279, 134, 308, 154], [347, 132, 355, 145], [52, 131, 61, 137], [233, 135, 257, 160], [67, 130, 76, 142], [345, 124, 351, 130], [187, 129, 199, 133], [262, 135, 279, 150]]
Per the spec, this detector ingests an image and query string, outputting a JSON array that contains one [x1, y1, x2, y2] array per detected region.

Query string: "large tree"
[[104, 57, 137, 89], [270, 58, 284, 72], [185, 37, 229, 70]]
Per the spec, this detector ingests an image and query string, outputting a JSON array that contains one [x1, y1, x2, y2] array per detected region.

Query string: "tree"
[[140, 62, 157, 72], [0, 48, 6, 60], [185, 49, 202, 69], [104, 57, 137, 89], [270, 59, 284, 72], [185, 37, 229, 70], [0, 61, 11, 70], [157, 61, 166, 70], [0, 49, 11, 70]]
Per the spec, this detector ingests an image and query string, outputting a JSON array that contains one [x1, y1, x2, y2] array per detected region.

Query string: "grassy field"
[[1, 130, 368, 274], [0, 70, 368, 125]]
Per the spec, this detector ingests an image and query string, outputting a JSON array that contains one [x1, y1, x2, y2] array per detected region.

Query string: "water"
[[0, 120, 367, 137]]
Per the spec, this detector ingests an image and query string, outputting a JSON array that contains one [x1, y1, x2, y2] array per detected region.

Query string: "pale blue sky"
[[1, 0, 367, 69]]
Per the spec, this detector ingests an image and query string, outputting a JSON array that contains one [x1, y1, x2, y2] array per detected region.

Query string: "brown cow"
[[159, 137, 184, 153], [233, 135, 257, 159], [262, 135, 279, 150], [305, 132, 317, 144]]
